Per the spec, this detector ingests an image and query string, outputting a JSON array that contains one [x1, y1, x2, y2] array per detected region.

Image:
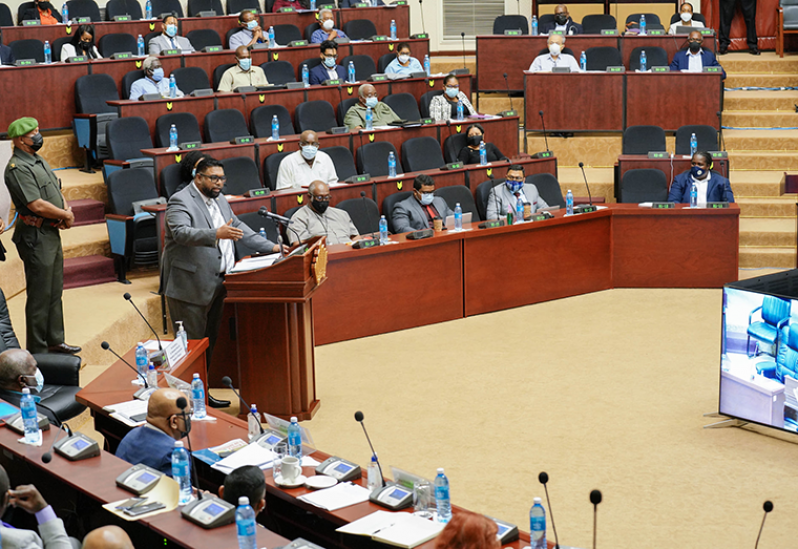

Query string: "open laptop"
[[444, 212, 472, 229]]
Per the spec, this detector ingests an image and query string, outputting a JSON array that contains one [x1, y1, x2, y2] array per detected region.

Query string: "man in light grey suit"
[[392, 174, 453, 234], [161, 157, 280, 407], [148, 14, 195, 55], [486, 165, 549, 220]]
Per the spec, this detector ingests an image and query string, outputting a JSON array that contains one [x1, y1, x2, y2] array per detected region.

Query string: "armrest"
[[32, 353, 81, 386], [106, 215, 134, 256], [748, 305, 762, 325], [104, 159, 131, 169], [73, 113, 97, 120]]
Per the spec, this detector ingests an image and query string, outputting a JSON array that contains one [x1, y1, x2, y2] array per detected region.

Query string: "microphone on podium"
[[590, 489, 602, 549], [498, 73, 516, 118], [754, 500, 773, 549], [531, 110, 552, 159], [538, 472, 560, 549], [101, 341, 152, 399]]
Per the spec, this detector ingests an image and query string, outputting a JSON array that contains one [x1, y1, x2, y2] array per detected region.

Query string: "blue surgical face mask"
[[33, 368, 43, 394], [247, 20, 258, 30], [365, 96, 378, 109], [323, 56, 336, 68], [445, 87, 459, 99], [690, 165, 706, 179], [238, 58, 251, 71], [301, 145, 318, 160], [506, 180, 524, 193], [419, 192, 434, 205], [165, 24, 177, 37], [151, 67, 164, 81]]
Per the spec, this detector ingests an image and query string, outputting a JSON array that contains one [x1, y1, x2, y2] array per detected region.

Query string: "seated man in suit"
[[130, 56, 185, 100], [529, 34, 580, 72], [289, 181, 359, 245], [486, 165, 549, 220], [83, 526, 134, 549], [392, 174, 453, 233], [218, 46, 270, 92], [311, 9, 348, 43], [668, 151, 735, 205], [148, 15, 195, 55], [669, 30, 726, 79], [219, 465, 267, 513], [541, 4, 583, 35], [276, 131, 339, 190], [116, 388, 191, 476], [344, 84, 401, 130], [309, 40, 347, 86]]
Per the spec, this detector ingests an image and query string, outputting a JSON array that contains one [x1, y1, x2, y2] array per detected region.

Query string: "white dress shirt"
[[275, 150, 339, 190], [687, 49, 704, 72], [691, 173, 710, 207], [668, 19, 705, 35], [529, 53, 580, 72]]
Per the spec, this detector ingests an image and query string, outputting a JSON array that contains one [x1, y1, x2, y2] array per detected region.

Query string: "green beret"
[[7, 117, 38, 139]]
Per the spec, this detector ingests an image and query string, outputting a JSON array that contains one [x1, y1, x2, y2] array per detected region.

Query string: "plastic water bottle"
[[379, 215, 388, 244], [169, 74, 176, 98], [580, 51, 587, 71], [268, 26, 275, 48], [236, 497, 257, 549], [172, 441, 192, 505], [530, 497, 546, 549], [248, 405, 260, 440], [639, 50, 646, 72], [175, 320, 187, 352], [147, 364, 158, 388], [367, 456, 382, 492], [191, 373, 206, 419], [531, 15, 538, 36], [169, 124, 178, 149], [690, 181, 698, 208], [302, 63, 309, 86], [271, 115, 280, 140], [62, 3, 68, 22], [145, 0, 152, 19], [44, 41, 51, 64], [434, 468, 451, 524], [135, 342, 148, 381], [287, 416, 302, 458], [515, 195, 524, 224], [365, 106, 373, 130], [137, 35, 145, 56], [388, 151, 396, 178], [456, 100, 464, 121], [423, 54, 430, 76], [454, 203, 462, 232], [348, 61, 356, 83], [690, 132, 698, 155], [476, 141, 487, 166], [390, 19, 397, 40], [566, 189, 574, 215], [639, 14, 646, 35], [20, 388, 39, 445], [259, 227, 267, 240], [310, 0, 315, 9]]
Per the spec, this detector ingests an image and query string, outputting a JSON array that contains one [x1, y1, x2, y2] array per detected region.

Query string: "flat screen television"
[[720, 270, 798, 433]]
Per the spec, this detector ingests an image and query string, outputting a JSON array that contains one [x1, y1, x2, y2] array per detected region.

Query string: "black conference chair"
[[628, 46, 668, 70], [172, 66, 211, 95], [105, 0, 143, 19], [263, 151, 292, 190], [377, 53, 394, 73], [155, 112, 203, 148], [675, 125, 719, 155], [336, 196, 381, 235], [625, 13, 661, 26], [493, 14, 528, 35], [73, 73, 119, 164], [623, 125, 666, 155], [121, 70, 143, 100], [401, 136, 445, 173], [295, 100, 338, 133], [251, 104, 295, 138], [144, 30, 160, 48], [188, 0, 224, 16], [435, 185, 480, 221], [382, 191, 412, 233], [539, 13, 555, 27], [527, 173, 565, 209], [297, 57, 321, 80], [323, 146, 357, 181], [105, 168, 160, 273], [205, 109, 250, 143], [225, 27, 241, 48], [669, 12, 706, 25], [356, 142, 398, 177], [337, 97, 358, 126], [150, 0, 183, 17], [106, 116, 153, 162], [9, 39, 44, 63], [475, 179, 503, 220], [186, 29, 223, 50], [0, 3, 13, 26], [51, 36, 71, 62], [228, 0, 260, 14], [585, 46, 622, 71], [273, 24, 302, 45], [160, 163, 184, 198], [97, 33, 137, 57], [619, 168, 668, 203], [66, 0, 101, 21], [237, 213, 279, 258], [442, 133, 467, 163], [419, 91, 441, 118], [383, 93, 421, 121], [220, 156, 261, 195], [343, 19, 378, 40], [339, 54, 377, 81], [16, 1, 33, 23], [261, 60, 297, 84], [212, 63, 236, 91], [581, 14, 616, 34], [536, 46, 575, 57], [304, 22, 320, 42]]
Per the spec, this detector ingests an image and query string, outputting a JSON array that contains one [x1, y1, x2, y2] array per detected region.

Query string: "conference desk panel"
[[439, 115, 519, 158], [0, 19, 158, 45], [95, 55, 183, 96], [625, 72, 722, 131], [142, 142, 257, 192], [109, 95, 216, 141], [271, 180, 374, 213], [465, 156, 558, 190], [337, 5, 409, 37], [216, 87, 310, 129], [524, 72, 624, 132], [618, 34, 711, 67]]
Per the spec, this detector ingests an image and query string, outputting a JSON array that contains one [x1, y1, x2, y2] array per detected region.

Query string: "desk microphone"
[[258, 207, 291, 225], [101, 341, 151, 399], [460, 32, 467, 72], [176, 396, 203, 500], [499, 73, 516, 118], [531, 110, 551, 159], [354, 411, 383, 487], [717, 111, 725, 151], [123, 293, 165, 366], [221, 376, 263, 434], [590, 489, 602, 549], [360, 191, 378, 240], [41, 422, 72, 463], [538, 472, 560, 549], [574, 162, 596, 213], [419, 0, 426, 36], [754, 501, 773, 549]]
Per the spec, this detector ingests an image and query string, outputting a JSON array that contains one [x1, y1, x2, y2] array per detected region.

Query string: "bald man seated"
[[0, 349, 60, 425], [83, 526, 134, 549], [288, 181, 359, 245], [275, 130, 339, 190], [116, 388, 191, 476]]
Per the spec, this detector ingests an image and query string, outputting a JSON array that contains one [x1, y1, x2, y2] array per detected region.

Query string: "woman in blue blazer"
[[668, 151, 735, 203]]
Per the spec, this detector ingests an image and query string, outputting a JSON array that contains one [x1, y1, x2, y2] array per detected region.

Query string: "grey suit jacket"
[[148, 34, 195, 55], [486, 183, 549, 220], [0, 518, 75, 549], [160, 184, 276, 307], [392, 196, 453, 234]]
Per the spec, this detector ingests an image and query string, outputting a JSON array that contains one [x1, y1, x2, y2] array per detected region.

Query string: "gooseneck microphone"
[[460, 32, 467, 72], [754, 500, 773, 549], [101, 341, 149, 389], [41, 422, 72, 463], [221, 376, 263, 434], [575, 161, 596, 214], [258, 207, 291, 226], [590, 489, 602, 549], [717, 110, 725, 151], [419, 0, 426, 36], [123, 293, 164, 365], [176, 396, 203, 501], [538, 472, 560, 549], [503, 73, 514, 112], [354, 411, 383, 487], [539, 110, 550, 152]]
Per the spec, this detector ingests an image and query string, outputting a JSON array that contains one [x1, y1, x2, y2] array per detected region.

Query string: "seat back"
[[581, 14, 616, 33], [107, 117, 153, 160], [51, 36, 71, 62], [669, 12, 706, 24], [377, 53, 395, 73], [336, 197, 380, 234], [674, 124, 719, 154], [304, 22, 321, 42], [537, 46, 575, 57], [323, 146, 356, 181], [262, 60, 296, 84], [105, 0, 143, 19], [273, 23, 302, 44], [212, 63, 236, 90], [434, 185, 480, 221], [383, 93, 421, 121], [188, 0, 224, 16], [527, 173, 565, 209], [237, 212, 279, 252], [98, 33, 137, 57], [16, 1, 33, 23], [628, 46, 668, 70], [585, 46, 622, 70], [776, 322, 798, 381], [382, 191, 412, 233], [205, 109, 249, 143], [475, 179, 502, 220], [339, 54, 377, 81], [625, 12, 661, 26], [121, 69, 144, 100], [155, 112, 202, 148], [343, 19, 378, 40], [762, 296, 791, 327], [337, 97, 359, 126], [493, 14, 528, 35], [622, 125, 666, 154], [251, 104, 295, 138], [442, 133, 467, 163], [619, 168, 668, 203], [75, 73, 119, 113], [220, 156, 261, 195], [107, 167, 159, 216], [160, 163, 184, 198], [227, 0, 260, 14], [356, 141, 398, 177], [263, 151, 292, 190], [264, 0, 275, 11], [401, 136, 445, 172], [9, 39, 44, 63], [785, 4, 798, 27], [419, 90, 441, 118], [295, 100, 337, 133], [297, 57, 321, 80], [539, 13, 555, 27], [150, 0, 183, 17], [172, 66, 211, 95], [66, 0, 101, 21], [0, 3, 13, 26], [185, 29, 222, 50]]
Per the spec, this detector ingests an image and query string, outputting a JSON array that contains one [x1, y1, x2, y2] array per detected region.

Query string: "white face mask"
[[680, 11, 692, 21], [548, 43, 562, 56], [398, 54, 410, 64], [322, 19, 334, 31]]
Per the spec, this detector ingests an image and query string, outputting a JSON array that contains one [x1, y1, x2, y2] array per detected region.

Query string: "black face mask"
[[554, 14, 568, 25], [36, 2, 54, 11], [29, 133, 44, 152], [312, 198, 329, 214], [176, 413, 191, 438], [688, 41, 701, 53], [467, 134, 483, 147], [79, 41, 92, 50]]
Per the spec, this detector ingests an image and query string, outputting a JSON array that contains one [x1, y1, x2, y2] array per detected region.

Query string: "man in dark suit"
[[669, 30, 726, 79], [309, 40, 346, 86], [392, 174, 453, 233], [540, 4, 583, 35], [668, 151, 735, 204], [719, 0, 758, 54]]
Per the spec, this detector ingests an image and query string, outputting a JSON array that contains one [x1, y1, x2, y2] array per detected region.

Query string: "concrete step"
[[723, 56, 798, 74], [737, 196, 798, 217], [61, 223, 110, 260], [725, 73, 798, 88], [740, 247, 796, 268], [727, 151, 798, 170], [739, 217, 795, 247], [724, 129, 798, 150], [724, 90, 798, 111], [728, 171, 786, 196], [724, 111, 798, 129]]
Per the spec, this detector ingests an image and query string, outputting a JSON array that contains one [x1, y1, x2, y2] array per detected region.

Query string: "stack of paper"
[[103, 400, 148, 427], [298, 481, 371, 511], [211, 443, 276, 474], [229, 254, 280, 273], [337, 510, 444, 548]]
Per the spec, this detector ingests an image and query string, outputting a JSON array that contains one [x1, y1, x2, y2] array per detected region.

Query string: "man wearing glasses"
[[309, 40, 347, 86], [288, 181, 359, 245], [275, 130, 339, 190], [485, 165, 549, 221], [161, 157, 281, 408]]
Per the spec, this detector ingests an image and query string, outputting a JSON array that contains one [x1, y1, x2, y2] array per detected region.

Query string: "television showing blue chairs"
[[747, 296, 791, 358]]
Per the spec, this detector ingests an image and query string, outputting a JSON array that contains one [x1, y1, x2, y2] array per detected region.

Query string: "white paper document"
[[298, 481, 371, 511], [104, 400, 148, 426], [211, 443, 276, 474], [337, 510, 444, 548], [229, 254, 281, 273]]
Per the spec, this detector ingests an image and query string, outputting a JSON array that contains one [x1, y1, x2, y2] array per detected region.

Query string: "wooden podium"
[[224, 236, 327, 421]]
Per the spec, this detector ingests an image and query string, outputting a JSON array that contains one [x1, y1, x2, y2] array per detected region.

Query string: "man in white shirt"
[[275, 131, 339, 190], [288, 181, 359, 245], [529, 34, 580, 72]]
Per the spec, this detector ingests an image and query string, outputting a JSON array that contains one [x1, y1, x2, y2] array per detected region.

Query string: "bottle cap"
[[371, 455, 378, 463], [534, 497, 542, 504], [193, 373, 199, 379], [251, 404, 258, 411], [437, 467, 444, 474], [290, 416, 298, 422], [148, 364, 155, 370], [239, 496, 249, 506], [175, 441, 184, 447], [22, 388, 30, 394]]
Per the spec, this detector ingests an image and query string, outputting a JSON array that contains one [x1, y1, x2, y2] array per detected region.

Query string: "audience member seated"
[[20, 0, 62, 24], [392, 174, 454, 233], [670, 30, 726, 79], [0, 42, 14, 66], [130, 56, 185, 100], [276, 130, 338, 190], [219, 465, 266, 513], [0, 349, 57, 423], [541, 4, 583, 35], [83, 526, 134, 549], [344, 84, 401, 130], [273, 0, 309, 10], [229, 10, 265, 50], [310, 40, 347, 86], [289, 181, 359, 244], [218, 46, 270, 92], [486, 164, 549, 220], [149, 15, 195, 55], [457, 123, 508, 165], [116, 388, 192, 476], [60, 24, 101, 60], [668, 151, 735, 205], [311, 9, 348, 43], [429, 74, 475, 122], [0, 465, 73, 549], [385, 42, 424, 75], [435, 511, 500, 549], [529, 34, 579, 72], [669, 2, 704, 34]]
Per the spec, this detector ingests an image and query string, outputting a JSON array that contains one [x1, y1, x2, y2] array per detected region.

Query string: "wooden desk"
[[618, 33, 716, 66], [625, 72, 722, 131], [337, 5, 409, 37], [109, 94, 216, 141], [0, 19, 157, 45]]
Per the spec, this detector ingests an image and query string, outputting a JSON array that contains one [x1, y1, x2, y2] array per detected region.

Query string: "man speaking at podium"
[[160, 158, 281, 408]]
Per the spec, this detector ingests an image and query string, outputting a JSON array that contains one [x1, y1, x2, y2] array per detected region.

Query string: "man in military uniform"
[[4, 117, 80, 355]]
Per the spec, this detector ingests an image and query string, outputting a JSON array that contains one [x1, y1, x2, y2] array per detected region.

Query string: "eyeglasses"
[[299, 142, 319, 149], [199, 174, 227, 183], [445, 85, 459, 90], [310, 194, 331, 202], [688, 40, 702, 44]]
